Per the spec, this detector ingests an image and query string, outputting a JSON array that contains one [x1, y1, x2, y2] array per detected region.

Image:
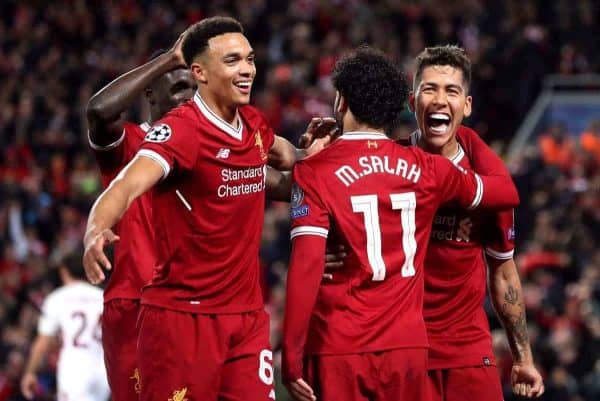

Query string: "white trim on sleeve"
[[467, 173, 483, 210], [137, 149, 170, 179], [88, 129, 125, 151], [290, 226, 329, 239], [485, 248, 514, 260]]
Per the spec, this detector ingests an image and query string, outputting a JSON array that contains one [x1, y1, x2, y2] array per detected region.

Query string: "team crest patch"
[[144, 123, 172, 142]]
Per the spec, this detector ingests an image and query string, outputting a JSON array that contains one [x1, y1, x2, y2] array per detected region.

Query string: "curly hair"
[[414, 45, 472, 91], [182, 16, 244, 66], [331, 46, 407, 131]]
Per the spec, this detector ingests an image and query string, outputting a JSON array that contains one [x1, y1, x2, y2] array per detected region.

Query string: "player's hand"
[[83, 229, 120, 285], [288, 378, 316, 401], [511, 363, 545, 398], [299, 117, 338, 150], [20, 372, 37, 400], [323, 244, 346, 280], [169, 31, 187, 68]]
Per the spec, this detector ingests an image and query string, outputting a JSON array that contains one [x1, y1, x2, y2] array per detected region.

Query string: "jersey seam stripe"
[[137, 149, 170, 178], [468, 173, 483, 209], [290, 226, 328, 239], [194, 92, 243, 140], [484, 248, 514, 259], [88, 129, 125, 151]]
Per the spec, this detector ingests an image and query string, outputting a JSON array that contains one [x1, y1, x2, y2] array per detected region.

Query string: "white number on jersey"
[[351, 192, 417, 280]]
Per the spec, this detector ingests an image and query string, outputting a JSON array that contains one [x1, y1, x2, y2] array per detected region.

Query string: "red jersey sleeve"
[[136, 113, 200, 179], [282, 161, 329, 382], [89, 122, 142, 180], [289, 162, 330, 239], [484, 209, 516, 260], [457, 126, 509, 176], [431, 153, 520, 210]]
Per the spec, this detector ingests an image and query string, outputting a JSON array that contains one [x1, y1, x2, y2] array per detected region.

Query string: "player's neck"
[[342, 114, 384, 135], [420, 137, 459, 159], [198, 91, 239, 127]]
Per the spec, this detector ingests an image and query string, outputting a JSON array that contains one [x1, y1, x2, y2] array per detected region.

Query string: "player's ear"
[[336, 94, 348, 114], [190, 57, 208, 84], [408, 92, 416, 113], [463, 95, 472, 117]]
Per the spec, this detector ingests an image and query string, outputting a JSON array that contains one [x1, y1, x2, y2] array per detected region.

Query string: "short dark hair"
[[59, 249, 87, 281], [182, 16, 244, 66], [331, 45, 407, 130], [414, 45, 472, 90]]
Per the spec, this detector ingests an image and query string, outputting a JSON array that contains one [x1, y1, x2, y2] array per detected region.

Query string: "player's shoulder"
[[145, 101, 197, 142], [239, 105, 272, 131]]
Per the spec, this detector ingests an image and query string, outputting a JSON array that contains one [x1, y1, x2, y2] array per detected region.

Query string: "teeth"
[[429, 113, 450, 121], [235, 82, 251, 88]]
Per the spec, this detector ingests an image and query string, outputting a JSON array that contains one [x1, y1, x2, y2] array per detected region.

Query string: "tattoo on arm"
[[501, 285, 530, 362]]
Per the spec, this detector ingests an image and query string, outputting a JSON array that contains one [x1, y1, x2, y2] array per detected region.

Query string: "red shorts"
[[428, 366, 503, 401], [305, 348, 429, 401], [137, 305, 274, 401], [102, 298, 142, 401]]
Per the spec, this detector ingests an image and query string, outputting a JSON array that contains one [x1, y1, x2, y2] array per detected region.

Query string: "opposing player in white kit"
[[21, 251, 109, 401]]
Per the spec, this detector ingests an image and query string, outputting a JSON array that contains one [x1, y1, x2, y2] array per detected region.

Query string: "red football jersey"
[[288, 131, 494, 356], [137, 92, 274, 314], [424, 126, 515, 369], [89, 122, 155, 302]]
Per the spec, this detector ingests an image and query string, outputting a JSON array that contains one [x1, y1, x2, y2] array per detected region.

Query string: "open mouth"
[[426, 113, 451, 135], [234, 81, 252, 94]]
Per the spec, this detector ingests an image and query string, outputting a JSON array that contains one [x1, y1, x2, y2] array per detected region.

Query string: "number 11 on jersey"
[[351, 192, 417, 281]]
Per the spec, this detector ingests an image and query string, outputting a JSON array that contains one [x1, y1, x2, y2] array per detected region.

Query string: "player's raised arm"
[[433, 153, 519, 210], [457, 126, 510, 176], [86, 34, 187, 147], [83, 156, 164, 284]]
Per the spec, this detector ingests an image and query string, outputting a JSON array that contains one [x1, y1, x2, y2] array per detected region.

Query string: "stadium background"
[[0, 0, 599, 400]]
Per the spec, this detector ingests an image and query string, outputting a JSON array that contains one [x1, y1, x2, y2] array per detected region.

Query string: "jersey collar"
[[339, 131, 390, 140], [193, 92, 243, 141]]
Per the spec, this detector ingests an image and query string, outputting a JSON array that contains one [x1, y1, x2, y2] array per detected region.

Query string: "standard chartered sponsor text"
[[218, 166, 265, 198]]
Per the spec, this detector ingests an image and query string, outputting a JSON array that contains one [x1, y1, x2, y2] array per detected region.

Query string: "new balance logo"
[[216, 148, 231, 159]]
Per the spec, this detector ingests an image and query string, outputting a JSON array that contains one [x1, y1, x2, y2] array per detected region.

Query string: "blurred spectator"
[[0, 1, 599, 400]]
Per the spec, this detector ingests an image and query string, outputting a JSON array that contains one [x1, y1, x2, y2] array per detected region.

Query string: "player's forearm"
[[487, 257, 534, 364], [84, 180, 136, 244], [476, 173, 520, 209], [24, 336, 51, 375], [269, 136, 300, 171], [282, 235, 326, 382], [265, 168, 292, 202], [87, 52, 181, 124]]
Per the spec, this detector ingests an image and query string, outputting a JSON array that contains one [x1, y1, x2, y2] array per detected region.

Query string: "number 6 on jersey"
[[351, 192, 417, 280]]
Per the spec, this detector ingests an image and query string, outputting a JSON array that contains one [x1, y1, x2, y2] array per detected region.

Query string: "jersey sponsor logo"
[[483, 357, 491, 366], [216, 148, 231, 159], [218, 166, 265, 198], [144, 123, 172, 142], [129, 368, 141, 394], [254, 130, 268, 160], [431, 213, 472, 242], [168, 388, 189, 401]]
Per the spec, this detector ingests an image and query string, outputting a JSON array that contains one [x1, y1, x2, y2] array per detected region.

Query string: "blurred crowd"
[[0, 1, 598, 400]]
